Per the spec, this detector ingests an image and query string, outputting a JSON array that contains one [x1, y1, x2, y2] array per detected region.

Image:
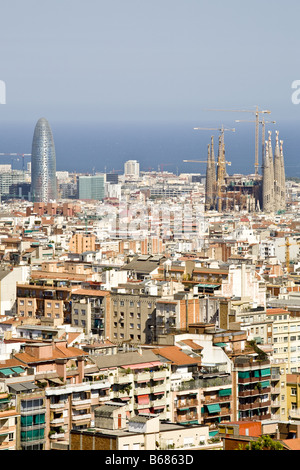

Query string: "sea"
[[0, 119, 299, 178]]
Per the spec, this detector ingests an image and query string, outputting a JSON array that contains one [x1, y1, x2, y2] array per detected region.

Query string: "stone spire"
[[274, 130, 281, 212], [205, 143, 213, 210], [262, 139, 272, 213], [217, 135, 225, 186], [210, 135, 216, 208], [268, 131, 275, 211], [280, 139, 286, 210]]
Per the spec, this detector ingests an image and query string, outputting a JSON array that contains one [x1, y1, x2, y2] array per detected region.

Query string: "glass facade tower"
[[31, 117, 57, 202]]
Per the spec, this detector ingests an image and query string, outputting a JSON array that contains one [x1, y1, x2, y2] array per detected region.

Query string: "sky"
[[1, 0, 300, 123], [0, 0, 300, 173]]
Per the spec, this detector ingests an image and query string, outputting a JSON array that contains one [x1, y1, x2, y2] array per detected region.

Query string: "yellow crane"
[[235, 118, 276, 169], [279, 237, 300, 273], [205, 106, 271, 176]]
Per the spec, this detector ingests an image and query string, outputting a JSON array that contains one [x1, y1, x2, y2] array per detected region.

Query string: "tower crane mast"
[[205, 106, 271, 176]]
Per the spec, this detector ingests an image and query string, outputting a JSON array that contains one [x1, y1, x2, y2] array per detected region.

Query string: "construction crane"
[[279, 236, 300, 273], [0, 153, 31, 171], [193, 125, 235, 179], [235, 118, 276, 169], [158, 163, 173, 173], [205, 106, 271, 176]]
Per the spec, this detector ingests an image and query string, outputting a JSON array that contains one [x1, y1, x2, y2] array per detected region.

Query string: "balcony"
[[50, 401, 68, 410], [151, 370, 169, 380], [239, 387, 271, 397], [71, 398, 91, 407], [50, 416, 65, 425], [176, 399, 198, 409], [239, 400, 271, 411], [72, 413, 91, 421], [175, 413, 198, 423], [134, 386, 151, 395]]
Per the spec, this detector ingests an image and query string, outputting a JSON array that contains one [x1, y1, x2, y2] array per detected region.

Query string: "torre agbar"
[[31, 117, 57, 203]]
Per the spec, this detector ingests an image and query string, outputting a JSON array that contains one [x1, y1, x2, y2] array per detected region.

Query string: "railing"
[[175, 376, 232, 391]]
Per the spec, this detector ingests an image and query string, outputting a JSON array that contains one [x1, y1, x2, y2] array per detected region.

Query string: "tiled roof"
[[152, 346, 201, 366]]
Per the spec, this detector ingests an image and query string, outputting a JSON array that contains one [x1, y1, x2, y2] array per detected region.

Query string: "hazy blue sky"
[[1, 0, 300, 126]]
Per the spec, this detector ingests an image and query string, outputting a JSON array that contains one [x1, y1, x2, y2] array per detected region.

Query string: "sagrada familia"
[[204, 130, 286, 213]]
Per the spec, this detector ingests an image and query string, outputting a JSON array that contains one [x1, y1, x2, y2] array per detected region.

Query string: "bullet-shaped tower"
[[31, 117, 57, 202]]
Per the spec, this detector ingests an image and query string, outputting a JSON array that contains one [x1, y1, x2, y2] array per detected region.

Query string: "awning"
[[121, 361, 161, 370], [12, 367, 24, 374], [0, 368, 14, 376], [138, 409, 151, 414], [22, 382, 38, 390], [8, 383, 26, 392], [206, 404, 221, 413], [138, 394, 150, 405], [196, 283, 220, 289], [8, 382, 38, 393], [214, 343, 227, 347], [219, 388, 232, 397]]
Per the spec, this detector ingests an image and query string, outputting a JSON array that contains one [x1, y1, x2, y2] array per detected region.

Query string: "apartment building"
[[110, 287, 158, 344], [267, 308, 300, 373], [16, 283, 72, 325], [232, 356, 272, 422], [156, 295, 219, 339], [0, 364, 46, 450], [0, 367, 20, 450], [45, 375, 111, 450], [270, 361, 287, 421], [68, 233, 96, 254], [91, 350, 171, 420], [70, 403, 211, 451], [71, 288, 110, 337], [285, 373, 300, 422]]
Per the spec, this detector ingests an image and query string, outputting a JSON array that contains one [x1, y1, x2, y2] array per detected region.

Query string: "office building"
[[31, 117, 57, 202], [124, 160, 140, 178], [78, 174, 105, 200]]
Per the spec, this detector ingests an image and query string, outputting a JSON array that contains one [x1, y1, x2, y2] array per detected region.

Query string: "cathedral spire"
[[280, 139, 286, 210], [274, 130, 281, 212]]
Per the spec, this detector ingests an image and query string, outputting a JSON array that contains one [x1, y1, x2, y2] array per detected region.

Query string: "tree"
[[244, 435, 283, 451]]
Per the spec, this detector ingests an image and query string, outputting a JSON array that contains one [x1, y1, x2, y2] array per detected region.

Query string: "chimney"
[[77, 357, 85, 383], [55, 359, 67, 383]]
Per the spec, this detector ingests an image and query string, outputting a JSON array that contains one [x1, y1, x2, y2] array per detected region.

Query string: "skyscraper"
[[31, 117, 57, 202]]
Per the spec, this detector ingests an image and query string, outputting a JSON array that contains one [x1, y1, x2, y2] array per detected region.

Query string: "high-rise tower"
[[31, 117, 57, 202]]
